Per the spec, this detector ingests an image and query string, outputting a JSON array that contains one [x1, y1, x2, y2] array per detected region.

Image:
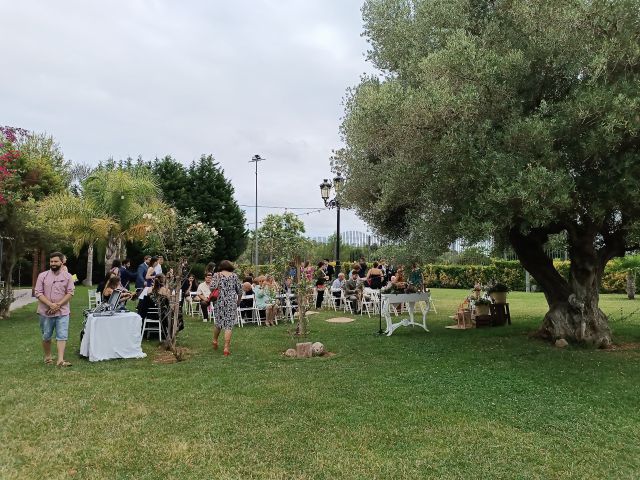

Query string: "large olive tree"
[[336, 0, 640, 347]]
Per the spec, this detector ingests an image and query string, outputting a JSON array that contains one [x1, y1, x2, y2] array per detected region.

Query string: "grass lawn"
[[1, 287, 639, 479]]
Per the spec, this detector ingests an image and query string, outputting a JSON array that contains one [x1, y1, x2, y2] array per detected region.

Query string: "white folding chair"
[[340, 289, 353, 314], [237, 294, 259, 327], [429, 296, 438, 313], [361, 288, 377, 317], [284, 293, 297, 323], [142, 307, 161, 341], [88, 290, 101, 309], [329, 288, 342, 311]]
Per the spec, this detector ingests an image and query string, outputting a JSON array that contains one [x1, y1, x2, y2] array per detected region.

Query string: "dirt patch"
[[602, 342, 640, 352], [153, 346, 194, 364], [326, 317, 354, 323]]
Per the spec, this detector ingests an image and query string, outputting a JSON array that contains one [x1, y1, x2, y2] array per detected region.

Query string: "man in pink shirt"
[[34, 252, 75, 367]]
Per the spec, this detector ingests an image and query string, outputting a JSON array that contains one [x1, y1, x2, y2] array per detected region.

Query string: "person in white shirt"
[[331, 273, 346, 308], [195, 272, 213, 321], [154, 255, 164, 276]]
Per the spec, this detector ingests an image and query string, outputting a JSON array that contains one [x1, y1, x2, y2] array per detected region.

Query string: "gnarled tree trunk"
[[510, 225, 612, 348], [104, 236, 126, 274]]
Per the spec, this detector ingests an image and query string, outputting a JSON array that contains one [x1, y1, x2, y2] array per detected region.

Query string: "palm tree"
[[40, 168, 168, 282]]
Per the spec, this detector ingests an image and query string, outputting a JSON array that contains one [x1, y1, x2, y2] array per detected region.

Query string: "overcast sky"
[[1, 0, 376, 237]]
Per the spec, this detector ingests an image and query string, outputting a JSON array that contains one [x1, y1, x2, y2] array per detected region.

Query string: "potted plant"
[[474, 297, 492, 315], [488, 283, 509, 304]]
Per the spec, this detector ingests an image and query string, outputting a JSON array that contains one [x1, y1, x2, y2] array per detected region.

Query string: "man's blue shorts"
[[39, 315, 70, 341]]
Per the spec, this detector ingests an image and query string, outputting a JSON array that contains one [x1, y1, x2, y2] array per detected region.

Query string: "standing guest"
[[314, 261, 329, 309], [205, 262, 216, 276], [118, 259, 137, 290], [211, 260, 243, 356], [179, 257, 189, 278], [287, 261, 297, 280], [195, 272, 214, 321], [110, 259, 121, 276], [358, 256, 368, 278], [154, 255, 164, 276], [408, 262, 425, 291], [379, 259, 388, 284], [136, 255, 151, 290], [324, 259, 335, 281], [146, 257, 159, 287], [34, 252, 75, 367], [302, 261, 314, 281], [366, 262, 384, 289]]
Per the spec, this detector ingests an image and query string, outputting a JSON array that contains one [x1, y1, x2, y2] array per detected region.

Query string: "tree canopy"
[[336, 0, 640, 346], [0, 128, 70, 316], [150, 155, 248, 263]]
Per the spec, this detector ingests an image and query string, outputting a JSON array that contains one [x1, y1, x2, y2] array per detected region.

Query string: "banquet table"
[[80, 311, 147, 362], [381, 292, 431, 336]]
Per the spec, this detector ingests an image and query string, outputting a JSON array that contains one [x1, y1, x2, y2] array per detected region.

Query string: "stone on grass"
[[311, 342, 325, 356], [285, 348, 297, 358], [555, 338, 569, 348], [296, 342, 313, 358]]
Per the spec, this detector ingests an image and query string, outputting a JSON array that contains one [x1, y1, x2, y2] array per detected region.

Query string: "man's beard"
[[50, 265, 61, 272]]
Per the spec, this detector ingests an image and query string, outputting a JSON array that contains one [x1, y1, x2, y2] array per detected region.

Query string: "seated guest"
[[239, 282, 255, 321], [97, 272, 116, 299], [344, 271, 361, 313], [102, 276, 132, 304], [331, 273, 346, 307], [195, 272, 214, 321], [255, 276, 277, 326], [180, 274, 199, 309], [366, 262, 384, 289]]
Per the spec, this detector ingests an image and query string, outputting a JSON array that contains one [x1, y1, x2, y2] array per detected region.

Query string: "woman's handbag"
[[208, 288, 220, 304]]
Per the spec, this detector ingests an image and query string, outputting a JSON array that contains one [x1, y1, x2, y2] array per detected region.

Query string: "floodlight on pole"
[[249, 154, 266, 269]]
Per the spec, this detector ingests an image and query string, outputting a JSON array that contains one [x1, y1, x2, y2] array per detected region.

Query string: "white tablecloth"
[[80, 312, 147, 362]]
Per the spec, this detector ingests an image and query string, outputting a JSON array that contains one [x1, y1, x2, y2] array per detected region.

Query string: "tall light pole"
[[249, 154, 266, 270], [320, 174, 343, 275]]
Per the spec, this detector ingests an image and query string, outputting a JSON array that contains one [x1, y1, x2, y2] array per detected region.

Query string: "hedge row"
[[188, 260, 628, 293], [422, 260, 628, 293]]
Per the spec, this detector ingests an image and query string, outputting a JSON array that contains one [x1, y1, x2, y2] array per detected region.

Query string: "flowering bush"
[[0, 126, 27, 204]]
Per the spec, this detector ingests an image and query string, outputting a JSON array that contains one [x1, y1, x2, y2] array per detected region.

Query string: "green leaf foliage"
[[150, 155, 248, 263], [337, 0, 640, 316]]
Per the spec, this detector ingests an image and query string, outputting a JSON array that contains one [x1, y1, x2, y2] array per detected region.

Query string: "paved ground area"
[[9, 289, 37, 311]]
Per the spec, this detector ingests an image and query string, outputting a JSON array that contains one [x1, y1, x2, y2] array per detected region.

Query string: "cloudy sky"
[[1, 0, 376, 237]]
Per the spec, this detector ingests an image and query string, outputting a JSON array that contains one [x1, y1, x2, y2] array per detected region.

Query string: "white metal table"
[[381, 292, 431, 336]]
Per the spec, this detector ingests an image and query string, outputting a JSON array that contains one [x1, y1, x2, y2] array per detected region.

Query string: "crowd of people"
[[35, 250, 425, 366]]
